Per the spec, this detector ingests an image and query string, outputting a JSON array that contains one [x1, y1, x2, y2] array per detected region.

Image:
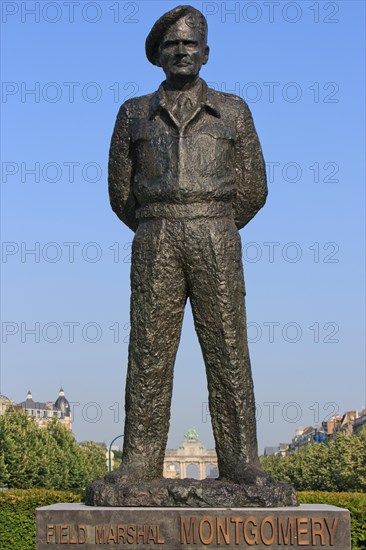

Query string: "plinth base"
[[36, 504, 351, 549], [85, 476, 297, 508]]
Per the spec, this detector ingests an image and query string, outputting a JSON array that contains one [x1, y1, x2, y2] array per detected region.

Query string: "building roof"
[[17, 389, 70, 416], [54, 388, 70, 413], [0, 394, 11, 402], [353, 415, 366, 427]]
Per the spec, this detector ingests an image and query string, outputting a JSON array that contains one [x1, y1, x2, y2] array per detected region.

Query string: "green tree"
[[352, 428, 366, 491], [327, 430, 366, 491], [0, 452, 9, 487], [260, 427, 366, 492], [81, 442, 108, 481], [0, 409, 107, 490], [0, 409, 43, 488]]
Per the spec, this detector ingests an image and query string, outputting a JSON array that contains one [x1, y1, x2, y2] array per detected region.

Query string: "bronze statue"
[[86, 5, 297, 507]]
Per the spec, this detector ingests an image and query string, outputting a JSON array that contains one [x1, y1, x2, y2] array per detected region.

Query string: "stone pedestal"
[[36, 503, 351, 549]]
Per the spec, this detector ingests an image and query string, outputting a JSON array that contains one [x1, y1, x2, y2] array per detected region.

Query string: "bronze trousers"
[[121, 215, 259, 481]]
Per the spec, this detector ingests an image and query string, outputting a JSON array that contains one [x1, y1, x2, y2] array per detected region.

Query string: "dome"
[[25, 390, 35, 407], [54, 388, 70, 415]]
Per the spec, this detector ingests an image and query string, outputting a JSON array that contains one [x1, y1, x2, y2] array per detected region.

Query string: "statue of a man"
[[109, 5, 267, 484]]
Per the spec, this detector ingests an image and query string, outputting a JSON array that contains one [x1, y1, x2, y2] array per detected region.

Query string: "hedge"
[[0, 489, 365, 549], [0, 489, 82, 550]]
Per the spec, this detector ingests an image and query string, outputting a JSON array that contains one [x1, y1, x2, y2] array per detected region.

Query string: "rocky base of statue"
[[85, 466, 298, 508]]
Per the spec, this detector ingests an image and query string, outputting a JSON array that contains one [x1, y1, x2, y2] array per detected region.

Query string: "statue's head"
[[146, 6, 209, 84]]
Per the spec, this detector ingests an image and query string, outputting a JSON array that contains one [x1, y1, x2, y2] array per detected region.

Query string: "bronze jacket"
[[108, 79, 267, 232]]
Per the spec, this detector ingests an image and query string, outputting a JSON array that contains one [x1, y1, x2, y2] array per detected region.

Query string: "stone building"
[[271, 406, 366, 456], [16, 388, 72, 431], [164, 428, 218, 480], [0, 394, 13, 415], [353, 408, 366, 435]]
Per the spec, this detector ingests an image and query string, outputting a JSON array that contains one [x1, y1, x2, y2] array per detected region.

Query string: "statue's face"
[[157, 17, 209, 82]]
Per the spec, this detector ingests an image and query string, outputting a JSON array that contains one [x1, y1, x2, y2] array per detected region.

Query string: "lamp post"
[[108, 434, 123, 472]]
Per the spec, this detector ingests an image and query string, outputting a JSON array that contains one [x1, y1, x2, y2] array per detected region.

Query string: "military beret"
[[145, 5, 208, 66]]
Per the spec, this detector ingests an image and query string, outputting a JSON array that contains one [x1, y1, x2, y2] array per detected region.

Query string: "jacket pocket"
[[198, 125, 236, 141], [131, 122, 152, 142]]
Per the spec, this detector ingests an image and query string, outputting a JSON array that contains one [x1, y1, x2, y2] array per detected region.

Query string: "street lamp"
[[108, 434, 123, 472]]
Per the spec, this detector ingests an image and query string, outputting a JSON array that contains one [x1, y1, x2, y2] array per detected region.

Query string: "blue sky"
[[1, 0, 365, 453]]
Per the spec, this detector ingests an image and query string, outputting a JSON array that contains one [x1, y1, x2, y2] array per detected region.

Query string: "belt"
[[136, 202, 233, 220]]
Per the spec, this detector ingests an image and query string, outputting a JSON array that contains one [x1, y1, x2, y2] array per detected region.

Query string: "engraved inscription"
[[94, 524, 165, 545], [180, 515, 339, 546], [46, 524, 87, 544], [41, 513, 344, 547]]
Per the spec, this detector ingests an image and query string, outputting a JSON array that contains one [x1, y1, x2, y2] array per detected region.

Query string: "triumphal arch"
[[163, 428, 218, 480]]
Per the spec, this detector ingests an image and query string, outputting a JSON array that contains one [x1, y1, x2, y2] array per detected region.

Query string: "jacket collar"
[[149, 78, 221, 120]]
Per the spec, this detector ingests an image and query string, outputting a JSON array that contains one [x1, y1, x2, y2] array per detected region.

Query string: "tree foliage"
[[0, 409, 107, 490], [260, 428, 366, 492]]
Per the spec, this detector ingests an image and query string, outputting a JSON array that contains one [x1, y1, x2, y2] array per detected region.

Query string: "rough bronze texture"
[[86, 475, 297, 508], [86, 5, 296, 506], [36, 504, 351, 549]]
